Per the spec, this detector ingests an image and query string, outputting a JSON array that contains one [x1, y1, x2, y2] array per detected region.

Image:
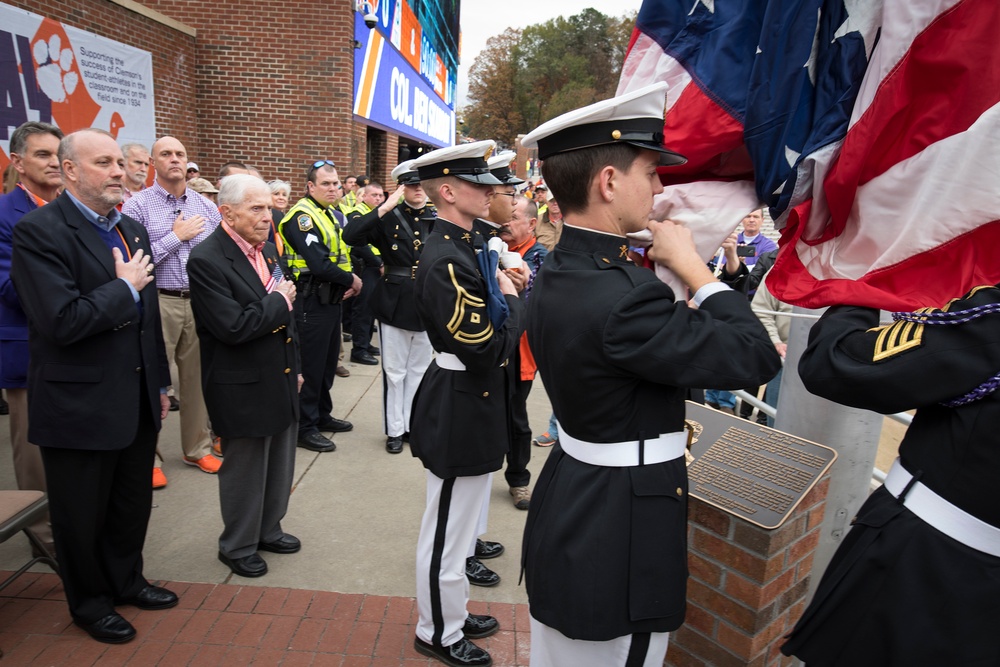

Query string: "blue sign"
[[353, 13, 454, 148]]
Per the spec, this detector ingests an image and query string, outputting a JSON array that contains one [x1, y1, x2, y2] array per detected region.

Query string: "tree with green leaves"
[[463, 10, 637, 146]]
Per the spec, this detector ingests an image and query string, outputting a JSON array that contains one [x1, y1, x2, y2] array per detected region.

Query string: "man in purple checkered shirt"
[[123, 136, 221, 486]]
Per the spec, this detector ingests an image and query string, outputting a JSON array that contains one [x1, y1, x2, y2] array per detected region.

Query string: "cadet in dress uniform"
[[781, 288, 1000, 666], [409, 140, 525, 667], [520, 83, 781, 667], [341, 160, 436, 453]]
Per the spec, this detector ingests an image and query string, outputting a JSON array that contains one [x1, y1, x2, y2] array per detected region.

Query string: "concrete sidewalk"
[[0, 343, 555, 665]]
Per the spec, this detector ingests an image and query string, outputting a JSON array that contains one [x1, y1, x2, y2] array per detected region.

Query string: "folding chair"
[[0, 490, 59, 593]]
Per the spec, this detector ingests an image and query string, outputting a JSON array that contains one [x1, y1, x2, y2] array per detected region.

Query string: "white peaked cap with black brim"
[[487, 150, 525, 186], [413, 140, 503, 185], [521, 82, 686, 165], [391, 159, 420, 185]]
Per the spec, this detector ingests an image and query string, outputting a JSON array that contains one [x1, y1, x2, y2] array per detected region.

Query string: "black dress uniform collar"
[[559, 224, 634, 265], [434, 218, 478, 247]]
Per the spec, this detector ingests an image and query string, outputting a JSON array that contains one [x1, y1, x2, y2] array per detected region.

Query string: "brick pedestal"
[[667, 476, 830, 667]]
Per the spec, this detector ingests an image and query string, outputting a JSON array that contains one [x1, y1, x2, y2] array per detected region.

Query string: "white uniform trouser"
[[467, 472, 492, 558], [416, 471, 492, 648], [379, 323, 432, 437], [530, 617, 670, 667]]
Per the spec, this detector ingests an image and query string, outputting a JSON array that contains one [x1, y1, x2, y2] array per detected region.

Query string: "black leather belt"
[[158, 289, 191, 298], [384, 265, 418, 279]]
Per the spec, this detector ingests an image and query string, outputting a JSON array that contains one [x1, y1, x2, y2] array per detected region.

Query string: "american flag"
[[265, 262, 284, 293], [620, 0, 999, 310]]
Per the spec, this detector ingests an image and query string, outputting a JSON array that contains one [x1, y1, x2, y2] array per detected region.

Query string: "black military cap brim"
[[397, 171, 421, 185], [490, 166, 525, 186], [535, 117, 687, 166], [417, 158, 503, 185]]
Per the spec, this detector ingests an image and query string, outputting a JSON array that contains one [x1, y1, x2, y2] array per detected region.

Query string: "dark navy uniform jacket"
[[523, 224, 780, 640], [782, 288, 1000, 666], [409, 218, 525, 479], [342, 201, 436, 331]]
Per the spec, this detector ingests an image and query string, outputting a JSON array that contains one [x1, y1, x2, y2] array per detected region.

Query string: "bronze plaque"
[[685, 401, 837, 529]]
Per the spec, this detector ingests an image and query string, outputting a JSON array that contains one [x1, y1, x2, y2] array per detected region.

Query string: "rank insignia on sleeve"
[[447, 263, 493, 344], [297, 214, 313, 232], [871, 308, 929, 361]]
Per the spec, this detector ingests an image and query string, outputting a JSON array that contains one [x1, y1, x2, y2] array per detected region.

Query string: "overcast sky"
[[456, 0, 644, 108]]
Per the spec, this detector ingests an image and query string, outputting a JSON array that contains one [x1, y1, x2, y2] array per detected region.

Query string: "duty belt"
[[884, 458, 1000, 557], [557, 421, 687, 467], [384, 265, 418, 279]]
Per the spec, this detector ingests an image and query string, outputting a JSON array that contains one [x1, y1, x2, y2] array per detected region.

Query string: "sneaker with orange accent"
[[183, 454, 222, 474], [212, 437, 223, 458], [152, 467, 168, 489], [532, 432, 557, 447]]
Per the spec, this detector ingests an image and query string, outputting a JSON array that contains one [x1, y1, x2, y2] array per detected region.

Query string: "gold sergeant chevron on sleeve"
[[447, 263, 494, 344], [870, 307, 932, 361]]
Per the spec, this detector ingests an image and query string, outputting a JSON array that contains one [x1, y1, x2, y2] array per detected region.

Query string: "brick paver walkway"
[[0, 572, 531, 666]]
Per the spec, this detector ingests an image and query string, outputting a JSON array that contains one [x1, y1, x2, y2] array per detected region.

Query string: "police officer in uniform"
[[520, 83, 781, 666], [780, 287, 1000, 666], [342, 160, 436, 454], [278, 161, 361, 452], [409, 140, 525, 667]]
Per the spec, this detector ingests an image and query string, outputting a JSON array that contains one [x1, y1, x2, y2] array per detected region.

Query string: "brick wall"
[[7, 0, 198, 153], [667, 476, 830, 667], [142, 0, 360, 186]]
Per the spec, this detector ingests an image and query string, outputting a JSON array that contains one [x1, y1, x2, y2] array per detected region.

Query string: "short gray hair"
[[11, 122, 62, 155], [58, 128, 116, 172], [217, 173, 269, 207], [120, 142, 148, 157], [267, 179, 291, 197]]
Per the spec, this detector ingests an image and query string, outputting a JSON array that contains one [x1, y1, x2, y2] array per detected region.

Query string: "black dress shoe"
[[475, 539, 504, 560], [386, 435, 404, 454], [318, 417, 353, 433], [258, 534, 301, 554], [75, 613, 136, 644], [465, 557, 500, 587], [218, 551, 268, 577], [298, 432, 336, 452], [368, 345, 380, 355], [402, 431, 410, 442], [168, 395, 180, 412], [350, 351, 379, 365], [414, 636, 492, 666], [463, 613, 499, 639], [118, 585, 178, 610], [342, 332, 353, 342]]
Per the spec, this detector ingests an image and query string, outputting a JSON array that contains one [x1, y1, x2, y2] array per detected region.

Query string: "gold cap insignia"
[[612, 130, 622, 140], [483, 145, 494, 160], [443, 168, 450, 175]]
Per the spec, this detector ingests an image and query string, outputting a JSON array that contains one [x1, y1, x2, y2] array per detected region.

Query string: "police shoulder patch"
[[297, 214, 313, 232]]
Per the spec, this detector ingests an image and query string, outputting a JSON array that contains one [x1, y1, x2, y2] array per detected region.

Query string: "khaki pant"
[[158, 293, 212, 460], [8, 387, 53, 549]]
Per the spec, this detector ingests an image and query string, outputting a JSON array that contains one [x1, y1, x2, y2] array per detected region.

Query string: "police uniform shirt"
[[781, 285, 1000, 665], [522, 224, 780, 640], [280, 196, 355, 288], [342, 201, 436, 331], [409, 218, 525, 479]]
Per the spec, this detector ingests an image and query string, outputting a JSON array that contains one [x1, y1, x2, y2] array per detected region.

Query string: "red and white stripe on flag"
[[768, 0, 1000, 310]]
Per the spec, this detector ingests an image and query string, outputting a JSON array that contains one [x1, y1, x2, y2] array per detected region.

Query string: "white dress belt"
[[435, 352, 466, 371], [883, 458, 1000, 557], [557, 421, 687, 467]]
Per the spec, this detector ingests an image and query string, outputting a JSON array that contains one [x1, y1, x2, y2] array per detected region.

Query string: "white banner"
[[0, 3, 156, 165]]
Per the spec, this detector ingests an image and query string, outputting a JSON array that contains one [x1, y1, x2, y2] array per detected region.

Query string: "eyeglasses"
[[310, 159, 336, 170], [186, 168, 198, 173], [494, 192, 517, 199]]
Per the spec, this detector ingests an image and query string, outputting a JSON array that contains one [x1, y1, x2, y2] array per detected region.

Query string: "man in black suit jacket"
[[187, 175, 302, 579], [11, 129, 175, 644]]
